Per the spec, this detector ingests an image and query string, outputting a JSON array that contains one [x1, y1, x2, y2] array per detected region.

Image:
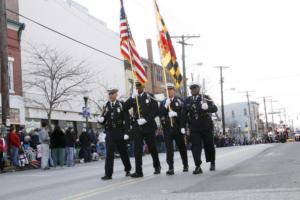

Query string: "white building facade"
[[19, 0, 126, 132], [223, 102, 261, 139]]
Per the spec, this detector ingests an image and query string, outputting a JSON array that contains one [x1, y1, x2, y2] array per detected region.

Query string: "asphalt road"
[[0, 143, 299, 200]]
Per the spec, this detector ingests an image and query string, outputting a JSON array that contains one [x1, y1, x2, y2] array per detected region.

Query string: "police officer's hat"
[[107, 88, 118, 94], [189, 82, 201, 89], [135, 82, 145, 88], [166, 83, 175, 89]]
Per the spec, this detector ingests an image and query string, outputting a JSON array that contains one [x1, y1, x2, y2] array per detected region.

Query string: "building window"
[[128, 78, 133, 92], [156, 68, 162, 82], [8, 57, 14, 93], [231, 110, 235, 118], [244, 108, 247, 116]]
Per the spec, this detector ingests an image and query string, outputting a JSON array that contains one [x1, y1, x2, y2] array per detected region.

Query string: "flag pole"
[[154, 0, 173, 127], [128, 43, 141, 119], [121, 0, 141, 119], [162, 66, 174, 127]]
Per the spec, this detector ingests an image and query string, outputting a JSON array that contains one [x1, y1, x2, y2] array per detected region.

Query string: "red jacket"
[[9, 132, 21, 148], [0, 138, 7, 152]]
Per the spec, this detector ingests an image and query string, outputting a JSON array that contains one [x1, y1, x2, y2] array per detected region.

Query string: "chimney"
[[146, 39, 155, 94], [146, 39, 154, 62]]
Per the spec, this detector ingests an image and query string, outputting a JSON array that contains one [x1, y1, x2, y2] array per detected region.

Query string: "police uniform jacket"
[[159, 96, 183, 130], [124, 92, 158, 132], [101, 100, 130, 137], [181, 95, 218, 133]]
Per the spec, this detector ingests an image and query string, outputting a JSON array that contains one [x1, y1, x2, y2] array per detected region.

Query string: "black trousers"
[[105, 135, 131, 177], [133, 128, 160, 173], [81, 147, 91, 163], [164, 128, 188, 169], [0, 152, 4, 171], [190, 130, 215, 167]]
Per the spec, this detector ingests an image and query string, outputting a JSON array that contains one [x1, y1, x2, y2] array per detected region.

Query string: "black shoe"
[[154, 167, 161, 175], [125, 171, 131, 177], [101, 175, 112, 180], [183, 166, 189, 172], [166, 169, 174, 176], [131, 172, 143, 178], [193, 166, 203, 175], [210, 163, 216, 171]]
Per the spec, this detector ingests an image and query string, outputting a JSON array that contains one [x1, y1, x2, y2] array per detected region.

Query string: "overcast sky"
[[73, 0, 300, 128]]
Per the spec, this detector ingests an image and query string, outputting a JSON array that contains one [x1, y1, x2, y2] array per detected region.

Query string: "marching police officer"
[[159, 83, 188, 175], [99, 88, 132, 180], [124, 82, 161, 178], [181, 83, 218, 174]]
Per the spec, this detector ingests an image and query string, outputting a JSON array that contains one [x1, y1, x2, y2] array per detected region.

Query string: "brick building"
[[124, 39, 176, 100], [0, 0, 25, 126]]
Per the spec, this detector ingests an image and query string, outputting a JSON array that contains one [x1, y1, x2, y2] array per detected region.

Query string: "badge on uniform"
[[117, 108, 121, 113], [145, 99, 149, 104], [175, 102, 179, 107]]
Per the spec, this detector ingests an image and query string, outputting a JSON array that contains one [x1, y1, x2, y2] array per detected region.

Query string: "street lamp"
[[183, 62, 203, 97], [187, 62, 203, 82], [238, 124, 241, 141], [83, 96, 88, 129], [186, 62, 203, 70]]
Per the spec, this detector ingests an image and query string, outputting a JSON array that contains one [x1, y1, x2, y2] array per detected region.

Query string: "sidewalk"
[[1, 156, 106, 173]]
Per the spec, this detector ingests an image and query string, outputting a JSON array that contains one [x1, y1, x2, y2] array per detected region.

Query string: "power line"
[[6, 8, 123, 62], [171, 35, 200, 98]]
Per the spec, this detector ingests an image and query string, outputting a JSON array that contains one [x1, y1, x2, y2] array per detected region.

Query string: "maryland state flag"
[[154, 0, 182, 88]]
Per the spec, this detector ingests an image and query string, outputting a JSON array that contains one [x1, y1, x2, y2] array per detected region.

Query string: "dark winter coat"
[[50, 127, 66, 149]]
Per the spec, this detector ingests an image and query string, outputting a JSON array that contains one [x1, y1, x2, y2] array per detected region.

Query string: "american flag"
[[120, 0, 147, 85]]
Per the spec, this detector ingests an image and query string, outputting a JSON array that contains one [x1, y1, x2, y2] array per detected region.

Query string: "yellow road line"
[[60, 178, 140, 200], [72, 175, 156, 200], [61, 145, 269, 200]]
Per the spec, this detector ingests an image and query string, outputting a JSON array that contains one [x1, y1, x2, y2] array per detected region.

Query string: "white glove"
[[201, 103, 208, 110], [137, 118, 147, 126], [181, 128, 186, 135], [168, 111, 178, 118], [131, 89, 137, 99], [98, 117, 105, 123], [165, 98, 171, 109], [124, 134, 129, 140]]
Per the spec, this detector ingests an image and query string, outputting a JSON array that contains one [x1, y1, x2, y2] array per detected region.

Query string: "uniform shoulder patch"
[[176, 97, 183, 105]]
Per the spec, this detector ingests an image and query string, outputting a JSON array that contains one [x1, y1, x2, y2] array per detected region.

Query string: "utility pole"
[[257, 96, 271, 132], [0, 0, 10, 129], [267, 99, 278, 129], [171, 35, 200, 98], [270, 99, 275, 128], [278, 108, 287, 125], [215, 66, 229, 135], [240, 91, 255, 138], [252, 103, 259, 138]]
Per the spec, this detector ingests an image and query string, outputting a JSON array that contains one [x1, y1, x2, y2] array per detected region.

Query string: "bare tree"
[[24, 44, 91, 131], [87, 81, 127, 118], [87, 82, 110, 117]]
